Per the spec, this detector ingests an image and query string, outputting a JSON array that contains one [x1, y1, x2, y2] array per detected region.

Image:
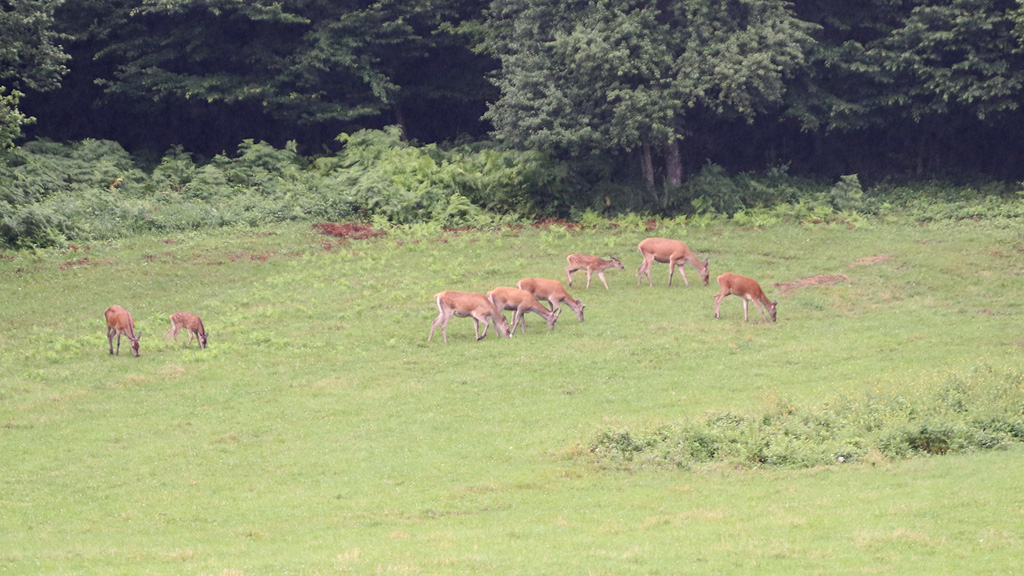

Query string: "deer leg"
[[108, 329, 115, 355], [598, 271, 609, 289], [742, 299, 750, 322], [637, 258, 651, 286], [551, 300, 564, 318], [513, 309, 525, 334], [677, 262, 690, 286], [566, 267, 576, 286], [428, 312, 447, 342], [714, 293, 724, 318], [753, 300, 768, 323], [473, 316, 486, 340]]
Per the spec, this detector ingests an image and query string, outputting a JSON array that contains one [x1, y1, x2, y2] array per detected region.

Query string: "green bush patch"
[[589, 365, 1024, 470]]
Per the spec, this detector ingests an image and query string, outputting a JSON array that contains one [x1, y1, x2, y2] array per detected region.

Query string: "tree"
[[0, 0, 69, 148], [41, 0, 495, 153], [483, 0, 816, 199], [787, 0, 1024, 174]]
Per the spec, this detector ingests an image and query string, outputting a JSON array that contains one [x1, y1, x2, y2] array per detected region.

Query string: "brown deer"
[[714, 273, 778, 323], [165, 312, 209, 349], [516, 278, 585, 322], [565, 254, 624, 290], [429, 291, 512, 343], [105, 305, 141, 357], [486, 286, 558, 335], [637, 237, 709, 287]]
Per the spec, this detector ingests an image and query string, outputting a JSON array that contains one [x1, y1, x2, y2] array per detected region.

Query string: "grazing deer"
[[105, 305, 141, 357], [565, 254, 624, 290], [165, 312, 209, 349], [486, 287, 558, 335], [637, 237, 709, 287], [429, 290, 512, 343], [714, 273, 778, 323], [516, 278, 585, 322]]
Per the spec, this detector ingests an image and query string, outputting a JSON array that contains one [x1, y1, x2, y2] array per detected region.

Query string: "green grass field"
[[2, 219, 1023, 574]]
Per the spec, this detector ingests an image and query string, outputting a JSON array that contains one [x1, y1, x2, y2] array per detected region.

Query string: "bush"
[[2, 133, 1024, 248], [589, 366, 1024, 470]]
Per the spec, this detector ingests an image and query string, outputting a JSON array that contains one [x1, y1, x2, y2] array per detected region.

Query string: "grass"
[[2, 219, 1024, 574]]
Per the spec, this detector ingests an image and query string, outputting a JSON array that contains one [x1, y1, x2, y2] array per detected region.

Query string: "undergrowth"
[[589, 365, 1024, 470], [3, 132, 1024, 249]]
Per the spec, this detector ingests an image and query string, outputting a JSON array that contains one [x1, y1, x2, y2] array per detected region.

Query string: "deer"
[[486, 286, 558, 335], [429, 290, 512, 343], [516, 278, 585, 323], [105, 305, 141, 357], [637, 237, 709, 287], [713, 273, 778, 323], [565, 254, 624, 290], [165, 312, 209, 349]]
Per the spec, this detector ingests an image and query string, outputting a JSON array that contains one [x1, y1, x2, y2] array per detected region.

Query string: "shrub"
[[829, 174, 865, 212], [2, 133, 1024, 248], [589, 366, 1024, 470]]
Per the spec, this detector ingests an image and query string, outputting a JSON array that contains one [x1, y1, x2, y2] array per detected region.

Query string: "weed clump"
[[589, 366, 1024, 470]]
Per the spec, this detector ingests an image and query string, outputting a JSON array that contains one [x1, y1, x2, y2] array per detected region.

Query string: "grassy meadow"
[[2, 218, 1023, 574]]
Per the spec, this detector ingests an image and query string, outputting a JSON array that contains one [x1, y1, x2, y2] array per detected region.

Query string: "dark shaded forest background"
[[3, 0, 1024, 245]]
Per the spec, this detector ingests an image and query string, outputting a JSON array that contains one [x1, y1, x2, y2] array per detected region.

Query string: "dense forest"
[[2, 0, 1024, 247]]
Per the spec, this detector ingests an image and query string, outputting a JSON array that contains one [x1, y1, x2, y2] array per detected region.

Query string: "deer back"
[[517, 277, 568, 300], [105, 305, 136, 336]]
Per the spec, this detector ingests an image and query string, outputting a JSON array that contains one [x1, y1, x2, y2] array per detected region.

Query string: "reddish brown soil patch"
[[228, 252, 271, 262], [531, 219, 581, 231], [848, 255, 892, 267], [774, 274, 851, 295], [59, 257, 113, 270], [442, 226, 478, 234], [313, 222, 386, 240]]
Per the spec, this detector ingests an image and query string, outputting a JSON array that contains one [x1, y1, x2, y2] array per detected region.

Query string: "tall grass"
[[2, 219, 1023, 574]]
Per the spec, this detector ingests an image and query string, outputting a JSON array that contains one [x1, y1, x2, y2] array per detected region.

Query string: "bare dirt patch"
[[849, 255, 892, 267], [59, 257, 114, 270], [229, 252, 270, 262], [531, 218, 582, 231], [313, 222, 387, 240], [774, 274, 852, 295]]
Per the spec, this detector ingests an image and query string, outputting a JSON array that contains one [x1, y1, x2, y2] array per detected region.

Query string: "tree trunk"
[[664, 138, 682, 187], [394, 106, 408, 141], [641, 143, 659, 205]]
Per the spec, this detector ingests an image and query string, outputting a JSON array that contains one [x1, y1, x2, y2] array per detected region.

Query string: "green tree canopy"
[[483, 0, 817, 191], [72, 0, 492, 132], [0, 0, 69, 148]]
